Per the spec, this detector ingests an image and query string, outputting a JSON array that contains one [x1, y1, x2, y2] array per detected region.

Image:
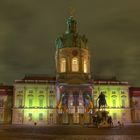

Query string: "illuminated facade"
[[94, 79, 131, 124], [12, 75, 56, 125], [0, 85, 13, 124], [1, 15, 139, 125], [55, 16, 93, 124]]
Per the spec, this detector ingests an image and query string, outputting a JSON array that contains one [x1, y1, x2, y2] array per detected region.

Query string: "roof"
[[0, 85, 13, 95], [129, 87, 140, 97], [93, 76, 128, 85], [15, 74, 56, 84]]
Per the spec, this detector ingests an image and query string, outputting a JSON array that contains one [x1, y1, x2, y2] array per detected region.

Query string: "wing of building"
[[12, 75, 56, 125]]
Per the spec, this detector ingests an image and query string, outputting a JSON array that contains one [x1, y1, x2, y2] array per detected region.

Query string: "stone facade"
[[12, 75, 57, 125], [94, 80, 131, 124]]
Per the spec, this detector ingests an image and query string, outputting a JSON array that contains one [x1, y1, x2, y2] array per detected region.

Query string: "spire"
[[66, 7, 77, 34], [66, 16, 77, 34]]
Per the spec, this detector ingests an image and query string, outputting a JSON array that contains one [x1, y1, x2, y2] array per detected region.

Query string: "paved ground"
[[0, 124, 140, 140]]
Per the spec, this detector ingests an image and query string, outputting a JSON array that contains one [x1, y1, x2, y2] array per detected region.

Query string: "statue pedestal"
[[93, 110, 111, 128]]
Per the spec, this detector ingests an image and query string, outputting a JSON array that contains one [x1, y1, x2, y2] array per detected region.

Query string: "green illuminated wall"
[[13, 83, 56, 124], [93, 84, 131, 123], [93, 84, 130, 108]]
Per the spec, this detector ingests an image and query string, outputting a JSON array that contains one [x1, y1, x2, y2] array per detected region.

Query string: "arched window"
[[60, 58, 66, 72], [83, 59, 88, 73], [72, 57, 79, 72]]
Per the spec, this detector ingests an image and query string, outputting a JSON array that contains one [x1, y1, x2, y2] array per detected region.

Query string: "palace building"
[[0, 15, 139, 125]]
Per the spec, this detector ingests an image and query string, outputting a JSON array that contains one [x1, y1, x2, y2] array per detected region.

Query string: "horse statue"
[[97, 92, 107, 110]]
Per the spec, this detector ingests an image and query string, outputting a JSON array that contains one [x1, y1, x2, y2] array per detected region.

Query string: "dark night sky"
[[0, 0, 140, 86]]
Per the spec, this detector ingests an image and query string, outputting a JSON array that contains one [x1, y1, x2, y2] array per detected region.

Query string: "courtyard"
[[0, 124, 140, 140]]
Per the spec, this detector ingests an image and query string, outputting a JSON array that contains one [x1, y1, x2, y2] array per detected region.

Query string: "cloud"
[[0, 0, 140, 86]]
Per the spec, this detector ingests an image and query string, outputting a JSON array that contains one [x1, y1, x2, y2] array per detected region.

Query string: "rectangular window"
[[112, 91, 116, 94], [112, 99, 116, 107], [29, 99, 33, 107], [39, 90, 44, 93], [39, 113, 43, 121], [39, 99, 43, 107], [28, 113, 32, 121], [122, 99, 125, 108], [18, 98, 23, 107], [18, 90, 23, 94], [49, 97, 54, 108], [121, 90, 125, 94], [50, 90, 54, 94], [29, 90, 33, 93]]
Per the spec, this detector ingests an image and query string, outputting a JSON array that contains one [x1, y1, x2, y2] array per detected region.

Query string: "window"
[[112, 95, 117, 107], [121, 96, 126, 108], [39, 113, 43, 121], [49, 96, 54, 108], [72, 57, 79, 72], [112, 91, 116, 94], [18, 90, 23, 94], [0, 99, 4, 107], [122, 99, 125, 108], [50, 91, 53, 93], [83, 59, 88, 73], [121, 90, 125, 94], [60, 58, 66, 72], [28, 113, 32, 121], [17, 95, 23, 107], [29, 90, 33, 93], [112, 99, 116, 107], [28, 95, 33, 107], [39, 90, 44, 94], [39, 95, 44, 107]]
